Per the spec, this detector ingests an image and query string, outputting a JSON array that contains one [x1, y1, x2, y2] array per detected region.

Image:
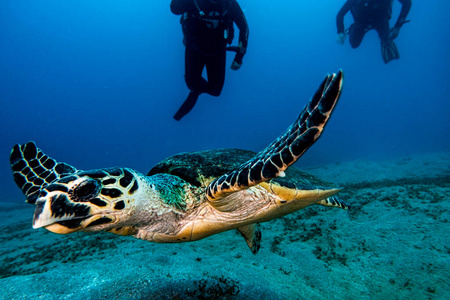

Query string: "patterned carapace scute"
[[10, 142, 77, 204], [206, 71, 343, 201]]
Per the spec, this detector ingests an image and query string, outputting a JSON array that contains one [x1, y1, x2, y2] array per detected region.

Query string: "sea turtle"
[[10, 71, 348, 254]]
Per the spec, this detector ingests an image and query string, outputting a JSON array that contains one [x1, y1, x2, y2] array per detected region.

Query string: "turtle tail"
[[206, 70, 343, 201], [10, 142, 78, 204]]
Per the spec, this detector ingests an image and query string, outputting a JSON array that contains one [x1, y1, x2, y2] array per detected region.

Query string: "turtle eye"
[[70, 178, 101, 202]]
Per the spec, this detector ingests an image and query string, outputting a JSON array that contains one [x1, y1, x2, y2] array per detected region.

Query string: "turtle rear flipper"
[[237, 223, 261, 254], [206, 70, 343, 202], [10, 141, 78, 204]]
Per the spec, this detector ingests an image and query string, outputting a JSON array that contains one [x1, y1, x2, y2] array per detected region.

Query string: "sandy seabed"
[[0, 153, 449, 299]]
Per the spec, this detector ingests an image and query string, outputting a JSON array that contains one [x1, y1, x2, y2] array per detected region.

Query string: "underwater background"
[[1, 0, 448, 202], [0, 1, 449, 299]]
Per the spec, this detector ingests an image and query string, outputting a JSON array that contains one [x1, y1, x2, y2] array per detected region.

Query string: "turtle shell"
[[147, 149, 334, 190]]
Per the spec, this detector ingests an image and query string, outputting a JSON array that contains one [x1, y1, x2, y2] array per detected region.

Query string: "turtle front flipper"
[[10, 142, 78, 204], [206, 70, 343, 202]]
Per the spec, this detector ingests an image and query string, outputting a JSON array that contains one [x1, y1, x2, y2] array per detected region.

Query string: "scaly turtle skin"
[[10, 71, 348, 254]]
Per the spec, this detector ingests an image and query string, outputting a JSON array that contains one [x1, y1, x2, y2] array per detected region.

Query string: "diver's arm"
[[170, 0, 196, 15], [230, 0, 249, 69], [336, 0, 355, 34], [231, 1, 248, 51], [394, 0, 412, 28], [390, 0, 411, 40]]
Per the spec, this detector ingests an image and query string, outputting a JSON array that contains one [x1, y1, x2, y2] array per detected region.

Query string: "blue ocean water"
[[1, 0, 449, 203]]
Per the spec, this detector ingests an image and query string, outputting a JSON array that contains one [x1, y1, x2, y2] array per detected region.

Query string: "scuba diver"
[[336, 0, 412, 64], [171, 0, 249, 121]]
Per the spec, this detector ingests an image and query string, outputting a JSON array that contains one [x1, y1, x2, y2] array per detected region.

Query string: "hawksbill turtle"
[[10, 71, 348, 254]]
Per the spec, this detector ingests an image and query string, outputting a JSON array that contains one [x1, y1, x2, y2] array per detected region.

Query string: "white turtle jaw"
[[32, 200, 91, 234], [37, 215, 120, 234], [33, 209, 122, 234], [41, 222, 85, 234], [32, 196, 92, 230], [32, 196, 123, 234], [32, 199, 77, 229]]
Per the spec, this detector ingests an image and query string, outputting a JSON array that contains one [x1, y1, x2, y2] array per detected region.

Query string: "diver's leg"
[[376, 21, 391, 45], [173, 47, 204, 121], [348, 23, 366, 49], [173, 90, 201, 121], [184, 46, 206, 93], [204, 49, 226, 97], [377, 21, 399, 64]]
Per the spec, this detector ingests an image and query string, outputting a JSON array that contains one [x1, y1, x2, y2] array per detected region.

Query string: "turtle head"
[[10, 142, 142, 235], [32, 168, 141, 234]]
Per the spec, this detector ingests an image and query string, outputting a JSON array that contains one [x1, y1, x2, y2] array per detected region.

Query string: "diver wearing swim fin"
[[171, 0, 249, 121], [336, 0, 412, 64]]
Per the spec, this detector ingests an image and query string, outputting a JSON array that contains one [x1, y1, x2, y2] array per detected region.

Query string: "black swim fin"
[[381, 40, 400, 64], [173, 90, 200, 121]]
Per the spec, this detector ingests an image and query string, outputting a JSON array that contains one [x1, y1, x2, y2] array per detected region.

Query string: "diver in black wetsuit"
[[336, 0, 412, 64], [171, 0, 249, 121]]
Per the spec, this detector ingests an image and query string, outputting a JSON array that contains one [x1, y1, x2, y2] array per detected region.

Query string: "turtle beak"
[[32, 195, 91, 234], [32, 194, 121, 234], [33, 199, 55, 229]]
